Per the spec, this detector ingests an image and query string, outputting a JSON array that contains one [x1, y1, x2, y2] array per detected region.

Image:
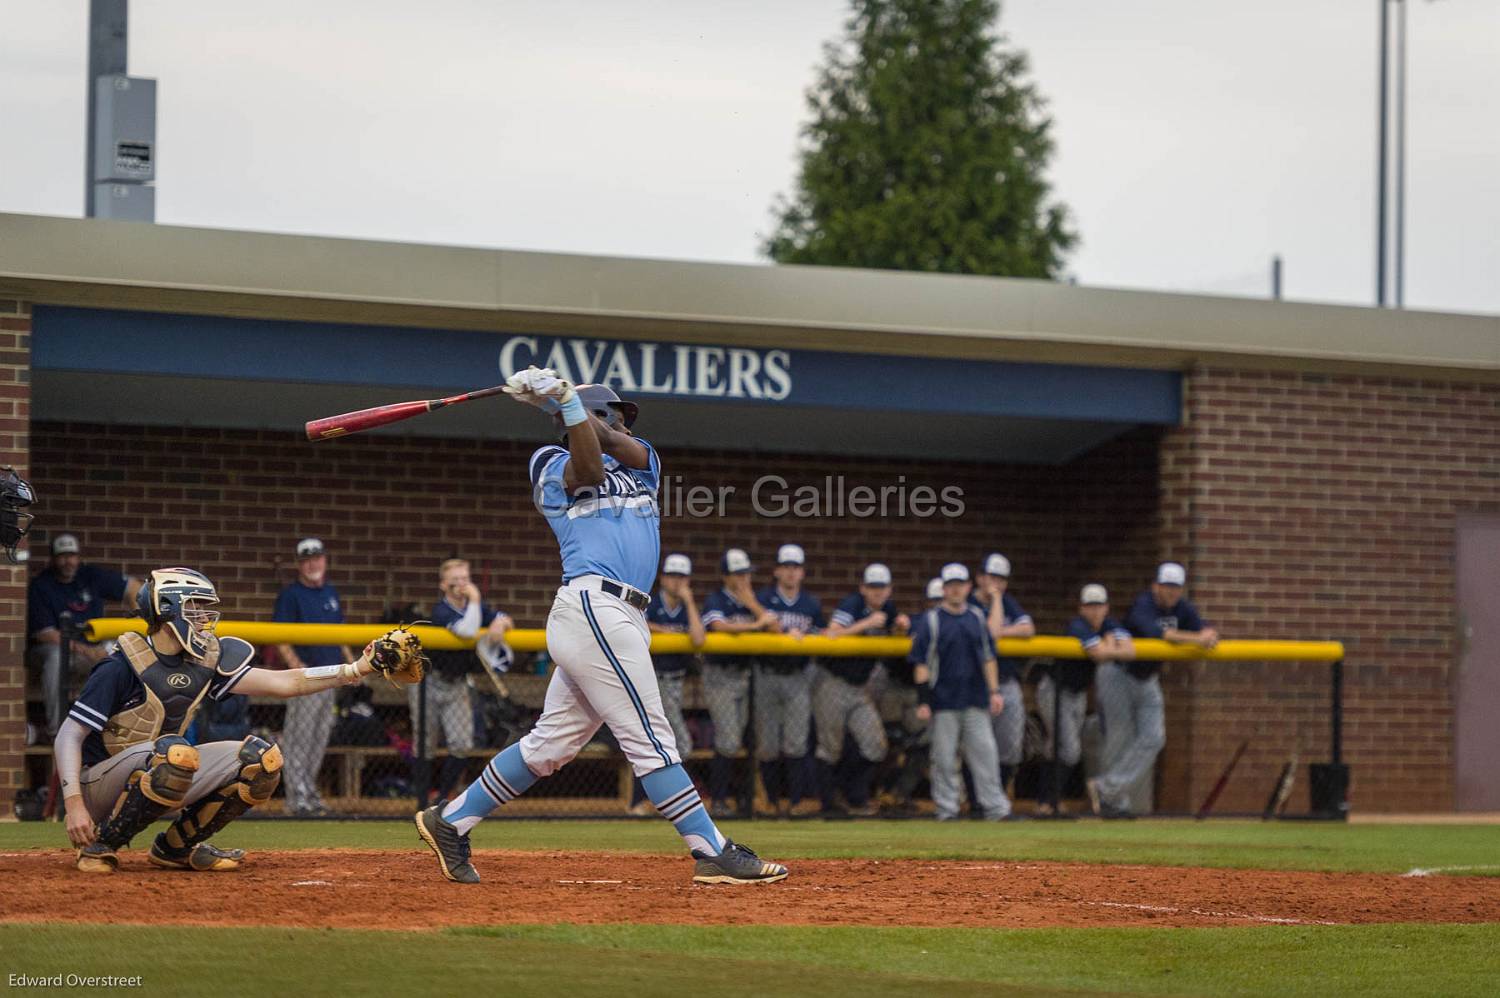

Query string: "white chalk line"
[[1402, 865, 1500, 878], [1083, 900, 1338, 926], [557, 879, 624, 885], [291, 880, 333, 886]]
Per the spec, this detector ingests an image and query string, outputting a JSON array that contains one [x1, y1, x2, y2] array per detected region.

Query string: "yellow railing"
[[85, 619, 1344, 662]]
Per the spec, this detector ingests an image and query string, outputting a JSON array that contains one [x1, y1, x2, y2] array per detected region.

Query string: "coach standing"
[[273, 538, 354, 817], [910, 562, 1011, 821], [1089, 562, 1218, 818]]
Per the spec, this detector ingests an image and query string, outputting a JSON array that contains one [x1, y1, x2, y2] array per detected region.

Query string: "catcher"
[[53, 567, 425, 873]]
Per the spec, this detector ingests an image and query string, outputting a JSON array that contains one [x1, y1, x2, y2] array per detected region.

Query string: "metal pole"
[[1376, 0, 1389, 307], [56, 612, 76, 744], [85, 0, 129, 217], [1331, 660, 1344, 765], [1271, 255, 1283, 300], [416, 674, 431, 806], [1394, 0, 1407, 309]]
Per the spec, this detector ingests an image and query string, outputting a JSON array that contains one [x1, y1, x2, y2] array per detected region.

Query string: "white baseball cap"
[[982, 553, 1011, 578], [296, 538, 326, 558], [662, 553, 692, 576], [1080, 584, 1109, 605], [863, 563, 892, 586], [776, 543, 805, 566], [721, 548, 752, 574], [940, 562, 970, 583], [51, 533, 80, 556], [925, 577, 943, 600], [1156, 562, 1187, 586]]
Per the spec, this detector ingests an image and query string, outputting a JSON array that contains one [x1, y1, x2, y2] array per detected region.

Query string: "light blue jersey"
[[529, 439, 662, 593]]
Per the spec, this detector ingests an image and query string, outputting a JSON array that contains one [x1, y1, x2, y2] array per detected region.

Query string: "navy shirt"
[[756, 586, 825, 672], [1054, 615, 1131, 692], [272, 581, 346, 667], [908, 605, 995, 711], [826, 593, 901, 685], [968, 591, 1033, 681], [28, 565, 128, 639], [645, 593, 694, 676], [1123, 591, 1207, 679], [701, 587, 758, 669], [69, 650, 250, 767], [427, 598, 501, 679]]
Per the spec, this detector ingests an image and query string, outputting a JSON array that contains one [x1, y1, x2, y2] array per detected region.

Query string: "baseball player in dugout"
[[54, 568, 423, 873], [1089, 562, 1219, 819], [910, 562, 1013, 821], [272, 538, 353, 817], [630, 553, 705, 816], [700, 547, 780, 818], [416, 370, 787, 885], [27, 533, 144, 738], [972, 553, 1035, 797], [753, 543, 825, 817], [1038, 585, 1133, 816], [820, 562, 908, 816], [416, 558, 514, 804]]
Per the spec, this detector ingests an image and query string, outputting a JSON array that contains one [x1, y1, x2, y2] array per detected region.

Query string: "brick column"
[[0, 298, 32, 801]]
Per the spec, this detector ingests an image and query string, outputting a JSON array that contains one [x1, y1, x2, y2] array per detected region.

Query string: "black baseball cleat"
[[148, 839, 245, 871], [415, 805, 480, 884], [691, 841, 789, 885]]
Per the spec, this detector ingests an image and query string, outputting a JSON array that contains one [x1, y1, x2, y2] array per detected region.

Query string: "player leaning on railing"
[[53, 568, 426, 873], [415, 367, 788, 885]]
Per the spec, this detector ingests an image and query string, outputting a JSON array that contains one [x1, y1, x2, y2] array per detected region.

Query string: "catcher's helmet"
[[0, 466, 35, 564], [137, 567, 221, 662], [553, 383, 639, 441]]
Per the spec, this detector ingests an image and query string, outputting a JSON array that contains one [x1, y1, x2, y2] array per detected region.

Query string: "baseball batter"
[[416, 369, 787, 885], [53, 568, 420, 872]]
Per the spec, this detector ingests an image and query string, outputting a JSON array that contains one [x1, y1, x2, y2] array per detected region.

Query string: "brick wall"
[[0, 299, 31, 800], [1156, 367, 1500, 813], [28, 423, 1155, 630]]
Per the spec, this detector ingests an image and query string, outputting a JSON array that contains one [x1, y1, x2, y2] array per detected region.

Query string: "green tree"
[[763, 0, 1075, 277]]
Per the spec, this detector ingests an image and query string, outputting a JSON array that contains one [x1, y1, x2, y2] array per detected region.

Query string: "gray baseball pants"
[[1093, 661, 1165, 809], [812, 666, 887, 764], [1035, 675, 1088, 767], [930, 707, 1011, 820]]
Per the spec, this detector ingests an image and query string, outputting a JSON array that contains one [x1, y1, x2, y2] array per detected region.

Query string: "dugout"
[[2, 211, 1497, 816]]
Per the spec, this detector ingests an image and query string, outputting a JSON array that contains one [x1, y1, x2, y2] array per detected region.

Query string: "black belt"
[[600, 579, 650, 611]]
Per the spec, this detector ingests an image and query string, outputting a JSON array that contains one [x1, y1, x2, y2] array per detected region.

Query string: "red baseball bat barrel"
[[305, 400, 435, 440], [304, 384, 508, 441]]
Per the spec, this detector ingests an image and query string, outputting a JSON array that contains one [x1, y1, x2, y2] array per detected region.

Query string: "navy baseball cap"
[[662, 553, 692, 576], [720, 548, 752, 574]]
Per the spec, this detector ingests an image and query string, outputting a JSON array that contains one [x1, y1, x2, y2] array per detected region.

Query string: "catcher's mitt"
[[364, 624, 428, 685]]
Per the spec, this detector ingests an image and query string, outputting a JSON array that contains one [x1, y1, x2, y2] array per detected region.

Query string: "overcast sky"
[[3, 1, 1497, 314]]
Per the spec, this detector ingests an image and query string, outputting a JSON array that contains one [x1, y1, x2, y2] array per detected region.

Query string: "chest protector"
[[100, 632, 255, 756]]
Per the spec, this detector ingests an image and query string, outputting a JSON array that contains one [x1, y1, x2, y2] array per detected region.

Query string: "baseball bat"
[[305, 384, 508, 441], [1262, 749, 1299, 820], [1194, 739, 1250, 820]]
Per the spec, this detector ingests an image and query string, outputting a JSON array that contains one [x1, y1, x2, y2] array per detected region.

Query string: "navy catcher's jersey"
[[1054, 615, 1130, 691], [70, 650, 250, 767], [529, 440, 662, 594], [1123, 591, 1206, 679], [645, 593, 693, 676], [826, 593, 901, 685], [756, 586, 825, 672], [701, 588, 757, 669]]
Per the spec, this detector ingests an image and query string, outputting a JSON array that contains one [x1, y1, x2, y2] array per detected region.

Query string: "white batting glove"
[[503, 366, 574, 411]]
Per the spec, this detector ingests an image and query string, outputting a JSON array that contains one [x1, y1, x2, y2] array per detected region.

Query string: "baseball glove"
[[364, 625, 428, 686]]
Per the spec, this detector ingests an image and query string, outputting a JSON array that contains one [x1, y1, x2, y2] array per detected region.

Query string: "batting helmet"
[[553, 383, 639, 440], [137, 567, 221, 662]]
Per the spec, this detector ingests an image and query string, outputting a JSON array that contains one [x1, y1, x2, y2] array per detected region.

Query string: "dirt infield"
[[4, 849, 1499, 929]]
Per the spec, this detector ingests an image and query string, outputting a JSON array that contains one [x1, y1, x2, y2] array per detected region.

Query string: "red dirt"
[[4, 850, 1498, 929]]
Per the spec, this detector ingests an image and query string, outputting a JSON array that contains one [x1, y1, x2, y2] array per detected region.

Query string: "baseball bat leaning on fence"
[[1263, 747, 1300, 820], [1195, 739, 1250, 819], [305, 384, 509, 440]]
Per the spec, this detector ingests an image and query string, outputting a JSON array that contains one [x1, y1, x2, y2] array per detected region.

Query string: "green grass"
[[3, 923, 1497, 998], [3, 818, 1497, 875]]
